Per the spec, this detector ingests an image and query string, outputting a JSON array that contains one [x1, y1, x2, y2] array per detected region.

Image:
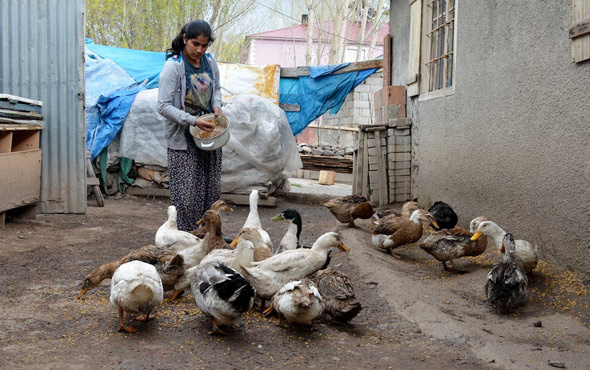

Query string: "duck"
[[469, 216, 489, 233], [270, 208, 302, 253], [312, 268, 362, 322], [374, 201, 420, 218], [471, 220, 538, 273], [268, 278, 323, 329], [191, 262, 255, 335], [241, 190, 273, 249], [155, 205, 202, 250], [241, 232, 349, 300], [428, 201, 458, 230], [78, 245, 184, 298], [199, 210, 232, 254], [323, 195, 374, 228], [109, 260, 164, 333], [371, 209, 439, 256], [484, 234, 528, 314], [190, 199, 234, 239], [419, 223, 488, 272], [230, 228, 273, 262], [172, 236, 256, 299]]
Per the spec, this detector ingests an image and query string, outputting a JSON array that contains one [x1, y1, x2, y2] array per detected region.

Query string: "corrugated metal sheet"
[[0, 0, 86, 214]]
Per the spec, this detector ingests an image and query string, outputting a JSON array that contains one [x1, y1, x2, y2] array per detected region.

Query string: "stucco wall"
[[390, 0, 590, 275]]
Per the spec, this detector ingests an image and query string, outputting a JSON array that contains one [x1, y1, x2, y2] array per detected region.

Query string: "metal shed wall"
[[0, 0, 86, 214]]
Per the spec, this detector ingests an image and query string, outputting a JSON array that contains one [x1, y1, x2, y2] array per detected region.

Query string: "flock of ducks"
[[323, 195, 538, 314], [78, 190, 360, 334], [78, 192, 539, 334]]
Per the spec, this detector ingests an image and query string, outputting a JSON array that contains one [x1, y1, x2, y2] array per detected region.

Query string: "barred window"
[[426, 0, 455, 91]]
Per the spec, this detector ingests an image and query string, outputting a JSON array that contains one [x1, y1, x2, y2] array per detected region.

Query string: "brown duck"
[[323, 195, 374, 228], [198, 210, 232, 254], [77, 245, 184, 298], [419, 224, 488, 272], [371, 209, 438, 256], [312, 268, 362, 322], [190, 199, 233, 238]]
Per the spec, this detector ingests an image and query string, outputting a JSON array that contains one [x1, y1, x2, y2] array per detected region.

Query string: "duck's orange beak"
[[430, 220, 440, 229], [500, 245, 505, 253], [471, 231, 483, 241], [76, 288, 88, 300], [230, 236, 239, 247], [339, 243, 350, 252], [196, 218, 205, 226]]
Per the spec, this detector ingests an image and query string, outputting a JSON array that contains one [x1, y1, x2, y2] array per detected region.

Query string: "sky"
[[234, 0, 302, 36]]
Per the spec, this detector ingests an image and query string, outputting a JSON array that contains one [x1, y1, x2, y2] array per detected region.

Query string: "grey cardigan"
[[157, 52, 222, 150]]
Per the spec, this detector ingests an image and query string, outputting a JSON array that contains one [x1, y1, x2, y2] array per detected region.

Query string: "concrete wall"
[[389, 0, 590, 275]]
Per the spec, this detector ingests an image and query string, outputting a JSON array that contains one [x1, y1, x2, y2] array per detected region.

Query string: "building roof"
[[247, 21, 389, 44]]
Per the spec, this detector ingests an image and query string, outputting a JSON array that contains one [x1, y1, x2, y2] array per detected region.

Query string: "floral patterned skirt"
[[167, 139, 222, 231]]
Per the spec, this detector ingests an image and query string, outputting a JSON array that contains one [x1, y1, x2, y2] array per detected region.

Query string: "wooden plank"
[[0, 150, 41, 213], [280, 59, 384, 77], [125, 187, 171, 198], [0, 117, 45, 126], [382, 35, 392, 87], [278, 103, 301, 112], [375, 130, 388, 206], [221, 193, 277, 207], [0, 94, 43, 107], [0, 123, 45, 131], [571, 0, 590, 62], [407, 0, 423, 97], [0, 101, 42, 114], [0, 109, 43, 120], [361, 132, 369, 198], [569, 19, 590, 38], [0, 132, 12, 154], [300, 154, 353, 169]]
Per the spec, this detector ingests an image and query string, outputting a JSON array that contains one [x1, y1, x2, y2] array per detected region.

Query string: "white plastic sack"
[[116, 91, 301, 193], [119, 88, 168, 167], [221, 94, 302, 193]]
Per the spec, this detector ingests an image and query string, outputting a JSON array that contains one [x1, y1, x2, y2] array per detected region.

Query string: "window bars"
[[426, 0, 455, 91]]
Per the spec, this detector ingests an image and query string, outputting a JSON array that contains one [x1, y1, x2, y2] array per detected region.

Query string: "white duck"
[[241, 190, 273, 250], [191, 262, 255, 335], [110, 260, 164, 333], [155, 205, 202, 250], [242, 232, 349, 300], [269, 278, 324, 328], [270, 208, 303, 253], [471, 220, 538, 273], [173, 235, 256, 298]]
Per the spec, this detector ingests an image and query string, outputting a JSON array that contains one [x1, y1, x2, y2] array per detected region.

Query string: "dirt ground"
[[0, 194, 588, 369]]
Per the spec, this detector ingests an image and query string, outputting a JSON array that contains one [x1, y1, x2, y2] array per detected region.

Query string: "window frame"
[[418, 0, 457, 101]]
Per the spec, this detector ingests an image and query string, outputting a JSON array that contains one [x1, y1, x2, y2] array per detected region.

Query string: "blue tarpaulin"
[[85, 39, 379, 158], [85, 39, 166, 160], [279, 63, 378, 136], [86, 39, 166, 89]]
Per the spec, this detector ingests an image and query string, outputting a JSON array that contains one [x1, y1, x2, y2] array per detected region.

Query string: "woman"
[[157, 20, 223, 231]]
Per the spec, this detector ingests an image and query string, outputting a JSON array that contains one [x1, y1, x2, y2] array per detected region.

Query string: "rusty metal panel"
[[0, 0, 86, 214]]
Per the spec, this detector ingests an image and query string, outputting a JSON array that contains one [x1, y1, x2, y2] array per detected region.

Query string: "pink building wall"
[[248, 39, 384, 67]]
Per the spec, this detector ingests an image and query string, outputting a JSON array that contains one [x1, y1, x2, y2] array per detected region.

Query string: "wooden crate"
[[0, 123, 43, 229]]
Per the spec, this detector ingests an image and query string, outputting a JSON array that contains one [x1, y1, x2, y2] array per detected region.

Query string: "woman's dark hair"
[[166, 20, 215, 59]]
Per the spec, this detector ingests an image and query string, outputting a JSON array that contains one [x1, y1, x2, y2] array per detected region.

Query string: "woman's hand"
[[213, 107, 222, 117], [194, 117, 214, 131]]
